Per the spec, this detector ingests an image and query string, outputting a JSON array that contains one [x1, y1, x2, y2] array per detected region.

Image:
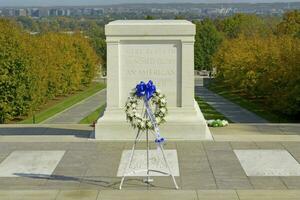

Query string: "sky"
[[0, 0, 298, 7]]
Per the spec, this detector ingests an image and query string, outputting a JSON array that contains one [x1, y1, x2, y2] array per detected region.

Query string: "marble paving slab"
[[0, 151, 65, 177], [234, 150, 300, 176], [117, 149, 179, 177]]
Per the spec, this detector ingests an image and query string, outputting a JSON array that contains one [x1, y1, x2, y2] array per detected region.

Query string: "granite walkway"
[[0, 140, 300, 200], [0, 190, 300, 200], [43, 89, 106, 124], [0, 140, 300, 191], [0, 124, 299, 199], [195, 77, 267, 123]]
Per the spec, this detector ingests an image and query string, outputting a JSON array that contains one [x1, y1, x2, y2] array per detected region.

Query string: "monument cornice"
[[105, 20, 195, 37], [106, 36, 195, 43]]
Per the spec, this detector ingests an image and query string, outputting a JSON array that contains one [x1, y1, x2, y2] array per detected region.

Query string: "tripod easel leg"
[[119, 130, 141, 190], [157, 143, 179, 189], [144, 130, 153, 183]]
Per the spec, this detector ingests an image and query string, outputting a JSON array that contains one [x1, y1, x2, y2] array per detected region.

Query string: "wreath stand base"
[[119, 99, 179, 190]]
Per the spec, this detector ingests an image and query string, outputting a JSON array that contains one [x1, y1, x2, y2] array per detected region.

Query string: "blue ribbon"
[[135, 80, 156, 101], [155, 137, 165, 144]]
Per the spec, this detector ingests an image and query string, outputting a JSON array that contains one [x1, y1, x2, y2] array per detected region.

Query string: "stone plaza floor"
[[0, 124, 299, 199]]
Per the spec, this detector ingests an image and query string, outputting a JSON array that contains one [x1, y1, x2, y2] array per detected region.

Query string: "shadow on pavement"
[[13, 173, 144, 189], [0, 127, 92, 138]]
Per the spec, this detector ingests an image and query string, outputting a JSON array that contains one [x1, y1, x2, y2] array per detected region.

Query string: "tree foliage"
[[15, 17, 107, 72], [277, 10, 300, 38], [194, 19, 223, 70], [213, 31, 300, 117], [0, 19, 99, 123], [210, 11, 300, 119], [215, 13, 271, 38]]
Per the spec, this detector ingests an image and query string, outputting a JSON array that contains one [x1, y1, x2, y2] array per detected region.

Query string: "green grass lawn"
[[208, 83, 289, 123], [79, 104, 106, 124], [19, 83, 106, 124], [196, 96, 232, 122]]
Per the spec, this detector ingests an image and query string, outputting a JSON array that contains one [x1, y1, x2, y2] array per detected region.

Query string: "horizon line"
[[0, 1, 298, 8]]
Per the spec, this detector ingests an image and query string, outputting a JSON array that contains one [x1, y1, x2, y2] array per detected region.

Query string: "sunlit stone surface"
[[234, 150, 300, 176], [0, 151, 65, 177]]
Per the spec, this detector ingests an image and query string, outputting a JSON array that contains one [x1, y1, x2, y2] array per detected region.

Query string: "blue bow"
[[155, 137, 165, 144], [135, 80, 156, 101]]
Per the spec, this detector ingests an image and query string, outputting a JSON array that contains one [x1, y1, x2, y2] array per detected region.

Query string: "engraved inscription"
[[120, 42, 180, 107]]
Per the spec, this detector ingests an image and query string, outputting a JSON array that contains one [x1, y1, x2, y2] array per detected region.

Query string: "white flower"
[[128, 112, 134, 118], [135, 113, 141, 119], [140, 121, 145, 128], [222, 120, 229, 126], [160, 108, 166, 114], [160, 98, 166, 104], [131, 103, 137, 108], [156, 117, 161, 124], [147, 121, 153, 128], [206, 120, 214, 126]]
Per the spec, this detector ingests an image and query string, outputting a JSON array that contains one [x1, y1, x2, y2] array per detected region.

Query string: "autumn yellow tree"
[[0, 19, 100, 123], [214, 33, 300, 116]]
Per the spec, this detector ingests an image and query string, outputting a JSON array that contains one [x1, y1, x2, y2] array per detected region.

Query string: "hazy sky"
[[0, 0, 298, 7]]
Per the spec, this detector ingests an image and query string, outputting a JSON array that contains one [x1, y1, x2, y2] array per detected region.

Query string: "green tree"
[[194, 19, 223, 70], [0, 19, 99, 123], [277, 10, 300, 38], [175, 15, 185, 20], [0, 19, 31, 122], [145, 15, 155, 20], [16, 16, 39, 32], [216, 14, 269, 38], [213, 34, 300, 117]]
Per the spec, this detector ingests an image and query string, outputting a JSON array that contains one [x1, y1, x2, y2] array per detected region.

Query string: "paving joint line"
[[202, 142, 218, 189], [229, 142, 255, 190]]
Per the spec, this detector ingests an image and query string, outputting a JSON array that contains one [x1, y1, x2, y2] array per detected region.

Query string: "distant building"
[[0, 3, 298, 18], [65, 9, 71, 16], [83, 8, 92, 15], [15, 9, 27, 16], [2, 9, 15, 16], [57, 9, 65, 16], [49, 9, 58, 16], [92, 8, 104, 16]]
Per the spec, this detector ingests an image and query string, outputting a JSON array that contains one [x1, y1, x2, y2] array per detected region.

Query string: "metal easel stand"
[[119, 99, 179, 190]]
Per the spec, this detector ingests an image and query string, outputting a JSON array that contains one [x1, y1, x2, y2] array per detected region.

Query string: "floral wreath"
[[125, 81, 167, 131]]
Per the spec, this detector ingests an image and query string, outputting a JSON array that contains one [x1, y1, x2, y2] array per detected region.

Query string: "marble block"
[[234, 150, 300, 176], [0, 151, 65, 177], [117, 149, 179, 176], [95, 20, 212, 140]]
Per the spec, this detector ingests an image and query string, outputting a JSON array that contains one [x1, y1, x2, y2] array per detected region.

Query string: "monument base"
[[95, 100, 213, 141]]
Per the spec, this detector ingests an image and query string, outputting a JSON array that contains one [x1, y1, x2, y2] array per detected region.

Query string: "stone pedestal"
[[95, 20, 212, 140]]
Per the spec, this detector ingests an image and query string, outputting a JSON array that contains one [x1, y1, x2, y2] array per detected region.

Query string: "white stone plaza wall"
[[95, 20, 212, 140]]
